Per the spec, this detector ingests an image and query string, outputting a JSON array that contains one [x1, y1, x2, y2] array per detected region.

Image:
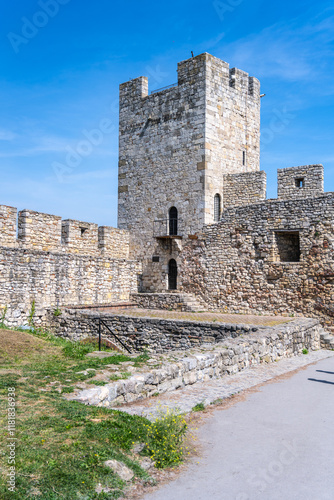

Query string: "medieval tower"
[[118, 53, 263, 292]]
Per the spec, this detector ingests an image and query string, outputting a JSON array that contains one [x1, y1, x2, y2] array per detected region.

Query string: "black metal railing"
[[153, 218, 183, 238], [96, 317, 132, 354], [150, 83, 178, 94]]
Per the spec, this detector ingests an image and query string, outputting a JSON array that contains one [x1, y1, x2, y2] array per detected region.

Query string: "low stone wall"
[[46, 309, 320, 355], [69, 318, 321, 407], [47, 308, 261, 351]]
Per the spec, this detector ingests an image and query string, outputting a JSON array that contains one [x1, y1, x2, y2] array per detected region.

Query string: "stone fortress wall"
[[1, 53, 333, 332], [179, 165, 334, 329], [0, 205, 140, 326]]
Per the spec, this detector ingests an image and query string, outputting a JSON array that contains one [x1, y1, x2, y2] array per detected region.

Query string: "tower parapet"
[[277, 165, 324, 200]]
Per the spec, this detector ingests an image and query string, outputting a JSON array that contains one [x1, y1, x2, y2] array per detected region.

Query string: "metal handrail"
[[96, 317, 132, 354], [153, 218, 182, 237], [151, 83, 178, 94]]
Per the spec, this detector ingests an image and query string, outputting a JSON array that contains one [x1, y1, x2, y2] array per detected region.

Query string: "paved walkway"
[[142, 351, 334, 500], [117, 350, 333, 420]]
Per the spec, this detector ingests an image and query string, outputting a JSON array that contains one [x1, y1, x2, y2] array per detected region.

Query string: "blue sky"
[[1, 0, 333, 226]]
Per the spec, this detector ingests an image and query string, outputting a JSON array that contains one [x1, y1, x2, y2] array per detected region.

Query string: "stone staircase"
[[178, 292, 207, 312], [320, 328, 334, 350]]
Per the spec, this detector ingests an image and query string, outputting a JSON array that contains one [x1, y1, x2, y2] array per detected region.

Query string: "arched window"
[[168, 259, 177, 290], [214, 194, 221, 222], [169, 207, 178, 236]]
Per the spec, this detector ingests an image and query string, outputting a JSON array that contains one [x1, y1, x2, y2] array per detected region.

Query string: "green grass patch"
[[0, 328, 188, 498]]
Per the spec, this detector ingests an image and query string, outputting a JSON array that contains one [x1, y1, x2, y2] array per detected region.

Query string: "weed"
[[302, 348, 308, 355], [0, 305, 7, 327], [28, 300, 36, 327], [192, 402, 205, 412], [87, 380, 108, 386], [53, 307, 62, 317], [143, 408, 188, 468]]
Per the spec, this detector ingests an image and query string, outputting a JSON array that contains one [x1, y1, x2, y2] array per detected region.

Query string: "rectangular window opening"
[[152, 256, 160, 263], [275, 231, 300, 262], [80, 227, 88, 237], [242, 151, 246, 166], [295, 178, 304, 188]]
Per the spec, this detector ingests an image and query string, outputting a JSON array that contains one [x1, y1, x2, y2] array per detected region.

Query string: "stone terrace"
[[84, 306, 294, 327]]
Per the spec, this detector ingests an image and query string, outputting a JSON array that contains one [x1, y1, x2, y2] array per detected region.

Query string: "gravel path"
[[142, 351, 334, 500]]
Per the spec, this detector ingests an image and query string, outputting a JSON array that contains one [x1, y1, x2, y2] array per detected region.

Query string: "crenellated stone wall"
[[0, 205, 130, 258], [0, 205, 141, 326]]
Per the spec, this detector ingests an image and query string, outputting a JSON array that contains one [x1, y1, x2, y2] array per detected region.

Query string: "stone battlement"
[[120, 53, 260, 104], [0, 205, 130, 259]]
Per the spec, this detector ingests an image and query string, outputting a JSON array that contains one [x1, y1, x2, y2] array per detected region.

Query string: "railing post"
[[98, 318, 101, 351]]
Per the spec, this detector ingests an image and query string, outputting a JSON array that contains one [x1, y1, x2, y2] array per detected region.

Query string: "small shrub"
[[53, 307, 62, 317], [192, 402, 205, 412], [143, 408, 188, 468], [302, 348, 308, 355]]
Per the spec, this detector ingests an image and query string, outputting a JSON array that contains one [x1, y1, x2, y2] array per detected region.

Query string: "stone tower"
[[118, 53, 261, 291]]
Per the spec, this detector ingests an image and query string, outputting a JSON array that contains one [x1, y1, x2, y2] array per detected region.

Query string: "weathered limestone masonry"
[[47, 307, 259, 350], [117, 53, 333, 329], [277, 164, 324, 200], [66, 318, 321, 406], [179, 177, 334, 328], [118, 53, 261, 291], [223, 171, 266, 210], [0, 205, 140, 326]]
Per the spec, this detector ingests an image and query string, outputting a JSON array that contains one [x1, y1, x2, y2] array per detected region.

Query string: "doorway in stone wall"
[[168, 259, 177, 290]]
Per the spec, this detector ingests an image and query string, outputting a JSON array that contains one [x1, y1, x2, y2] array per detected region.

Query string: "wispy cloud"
[[0, 129, 16, 141], [216, 11, 334, 84]]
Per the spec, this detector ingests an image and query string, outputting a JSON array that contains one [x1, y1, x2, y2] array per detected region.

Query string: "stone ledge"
[[66, 318, 321, 408]]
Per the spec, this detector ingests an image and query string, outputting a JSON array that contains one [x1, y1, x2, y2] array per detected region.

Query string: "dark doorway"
[[169, 207, 178, 236], [168, 259, 177, 290]]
